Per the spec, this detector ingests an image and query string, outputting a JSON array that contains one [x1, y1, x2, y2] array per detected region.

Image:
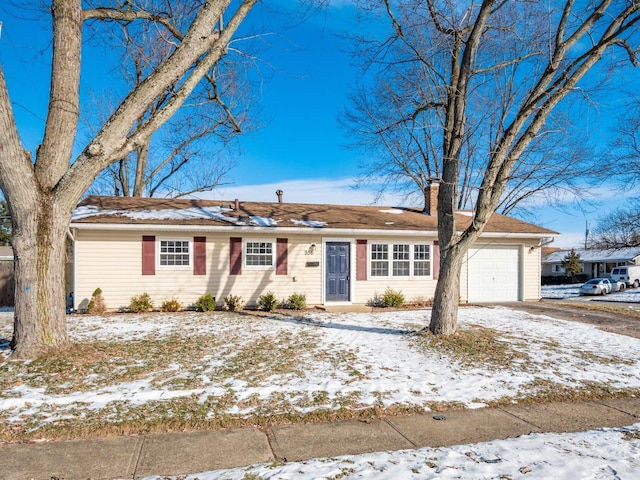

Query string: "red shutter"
[[276, 238, 288, 275], [142, 236, 155, 275], [356, 239, 367, 281], [230, 237, 242, 275], [194, 237, 206, 275], [432, 241, 440, 280]]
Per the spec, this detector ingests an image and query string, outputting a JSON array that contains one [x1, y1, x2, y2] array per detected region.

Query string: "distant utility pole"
[[584, 221, 590, 249]]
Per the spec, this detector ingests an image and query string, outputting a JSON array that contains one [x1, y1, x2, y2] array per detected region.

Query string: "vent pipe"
[[276, 189, 283, 203]]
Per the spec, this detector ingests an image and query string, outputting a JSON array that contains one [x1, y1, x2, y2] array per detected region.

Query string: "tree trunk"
[[429, 244, 465, 335], [11, 196, 70, 358]]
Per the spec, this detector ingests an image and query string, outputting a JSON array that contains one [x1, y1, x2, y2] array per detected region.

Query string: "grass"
[[2, 309, 640, 442], [414, 325, 529, 368]]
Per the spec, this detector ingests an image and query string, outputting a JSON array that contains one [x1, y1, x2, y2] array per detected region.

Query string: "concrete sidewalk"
[[1, 397, 639, 480]]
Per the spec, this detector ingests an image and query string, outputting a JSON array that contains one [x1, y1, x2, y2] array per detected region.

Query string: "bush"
[[258, 291, 278, 311], [160, 298, 182, 312], [224, 294, 244, 312], [286, 292, 307, 310], [87, 287, 107, 314], [382, 288, 404, 308], [129, 292, 153, 313], [194, 294, 216, 312]]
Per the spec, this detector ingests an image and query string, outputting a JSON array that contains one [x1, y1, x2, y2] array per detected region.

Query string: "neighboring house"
[[0, 245, 14, 306], [542, 247, 640, 279], [68, 185, 557, 311]]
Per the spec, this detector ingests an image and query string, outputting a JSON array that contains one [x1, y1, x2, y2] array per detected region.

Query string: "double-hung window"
[[413, 244, 431, 276], [392, 244, 410, 276], [371, 243, 431, 277], [159, 240, 190, 267], [371, 244, 389, 276], [245, 241, 274, 267]]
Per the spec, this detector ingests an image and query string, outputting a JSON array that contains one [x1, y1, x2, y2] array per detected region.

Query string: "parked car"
[[610, 266, 640, 288], [580, 278, 612, 295], [609, 279, 627, 292]]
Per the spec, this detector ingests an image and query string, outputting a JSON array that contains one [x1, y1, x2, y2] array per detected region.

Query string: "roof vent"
[[276, 189, 283, 203]]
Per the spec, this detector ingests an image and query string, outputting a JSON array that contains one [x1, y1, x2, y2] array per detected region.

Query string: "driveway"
[[497, 300, 640, 339]]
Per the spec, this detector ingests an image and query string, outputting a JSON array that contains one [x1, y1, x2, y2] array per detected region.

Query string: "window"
[[413, 244, 431, 276], [245, 241, 274, 267], [552, 264, 565, 273], [159, 240, 190, 266], [371, 244, 389, 276], [371, 243, 432, 277], [393, 244, 410, 276]]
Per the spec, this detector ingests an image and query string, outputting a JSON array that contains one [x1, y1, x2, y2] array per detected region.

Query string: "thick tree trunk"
[[11, 197, 70, 358], [429, 244, 465, 335]]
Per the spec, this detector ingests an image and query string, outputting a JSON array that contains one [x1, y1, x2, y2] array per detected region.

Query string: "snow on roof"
[[72, 205, 239, 223], [291, 219, 327, 228], [543, 247, 640, 263], [71, 196, 557, 235]]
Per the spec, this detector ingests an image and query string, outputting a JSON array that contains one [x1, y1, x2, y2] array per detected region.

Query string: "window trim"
[[243, 239, 276, 270], [157, 237, 192, 270], [369, 242, 433, 278]]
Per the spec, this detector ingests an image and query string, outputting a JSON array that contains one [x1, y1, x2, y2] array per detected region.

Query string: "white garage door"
[[468, 246, 520, 302]]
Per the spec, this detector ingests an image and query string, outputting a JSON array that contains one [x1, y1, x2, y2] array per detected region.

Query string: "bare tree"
[[88, 2, 251, 198], [348, 0, 639, 334], [609, 96, 640, 188], [0, 0, 258, 358], [591, 201, 640, 248], [344, 3, 605, 218]]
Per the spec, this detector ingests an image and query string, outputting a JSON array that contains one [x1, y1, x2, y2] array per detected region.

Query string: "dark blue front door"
[[326, 242, 350, 302]]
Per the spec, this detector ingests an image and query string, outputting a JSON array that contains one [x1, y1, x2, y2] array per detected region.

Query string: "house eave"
[[69, 222, 554, 239]]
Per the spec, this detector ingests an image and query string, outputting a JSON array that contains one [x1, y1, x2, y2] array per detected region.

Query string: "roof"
[[543, 247, 640, 264], [70, 196, 557, 236]]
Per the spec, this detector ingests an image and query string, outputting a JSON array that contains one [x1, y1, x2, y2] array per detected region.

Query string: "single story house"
[[68, 186, 557, 311], [542, 247, 640, 279]]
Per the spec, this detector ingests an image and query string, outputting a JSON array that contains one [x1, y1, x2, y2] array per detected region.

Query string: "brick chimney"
[[424, 180, 439, 215], [276, 189, 283, 203]]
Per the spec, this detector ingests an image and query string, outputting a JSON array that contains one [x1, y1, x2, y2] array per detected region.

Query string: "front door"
[[326, 242, 350, 302]]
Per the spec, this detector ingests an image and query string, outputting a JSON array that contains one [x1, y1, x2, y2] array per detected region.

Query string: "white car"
[[609, 279, 627, 292], [580, 278, 612, 295]]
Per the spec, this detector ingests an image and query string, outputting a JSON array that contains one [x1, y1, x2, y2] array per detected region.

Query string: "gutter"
[[69, 222, 556, 239]]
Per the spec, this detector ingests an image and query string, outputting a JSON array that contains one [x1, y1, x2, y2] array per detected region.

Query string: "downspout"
[[67, 228, 76, 312]]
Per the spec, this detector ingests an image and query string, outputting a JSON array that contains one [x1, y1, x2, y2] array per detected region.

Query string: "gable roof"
[[543, 247, 640, 264], [70, 196, 557, 237]]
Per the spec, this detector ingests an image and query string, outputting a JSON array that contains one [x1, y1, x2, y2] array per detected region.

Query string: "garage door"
[[467, 245, 520, 302]]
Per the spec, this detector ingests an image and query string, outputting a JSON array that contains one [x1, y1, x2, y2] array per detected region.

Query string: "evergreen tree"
[[0, 201, 11, 246], [561, 249, 582, 282]]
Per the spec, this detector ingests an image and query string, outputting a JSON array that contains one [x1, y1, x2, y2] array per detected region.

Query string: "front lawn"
[[2, 307, 640, 441]]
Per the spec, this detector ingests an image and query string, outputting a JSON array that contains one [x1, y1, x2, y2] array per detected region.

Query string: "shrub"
[[258, 291, 278, 311], [382, 288, 404, 308], [224, 294, 244, 312], [87, 287, 107, 314], [160, 298, 182, 312], [129, 292, 153, 313], [286, 292, 307, 310], [194, 294, 216, 312], [367, 292, 384, 307]]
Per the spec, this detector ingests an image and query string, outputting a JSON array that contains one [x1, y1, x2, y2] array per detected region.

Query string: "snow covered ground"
[[142, 424, 640, 479], [3, 307, 640, 478], [542, 283, 640, 302]]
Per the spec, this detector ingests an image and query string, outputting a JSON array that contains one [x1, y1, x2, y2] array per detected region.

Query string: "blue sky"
[[0, 2, 634, 249]]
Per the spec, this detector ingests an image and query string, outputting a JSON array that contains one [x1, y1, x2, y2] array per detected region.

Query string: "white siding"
[[72, 229, 543, 309]]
